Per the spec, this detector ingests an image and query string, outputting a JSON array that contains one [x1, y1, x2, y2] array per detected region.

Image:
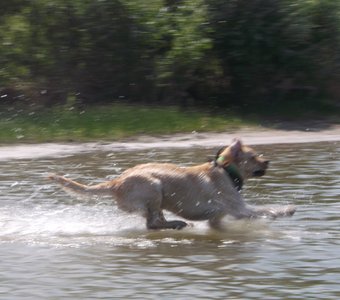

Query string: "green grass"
[[0, 104, 250, 143]]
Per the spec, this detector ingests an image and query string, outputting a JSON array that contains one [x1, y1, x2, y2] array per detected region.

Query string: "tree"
[[207, 0, 340, 105]]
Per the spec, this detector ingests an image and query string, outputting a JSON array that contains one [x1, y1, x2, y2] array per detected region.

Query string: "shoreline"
[[1, 124, 339, 160]]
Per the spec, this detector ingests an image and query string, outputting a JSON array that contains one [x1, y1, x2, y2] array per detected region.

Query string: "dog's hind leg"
[[146, 191, 187, 230], [146, 209, 187, 230], [119, 177, 188, 230]]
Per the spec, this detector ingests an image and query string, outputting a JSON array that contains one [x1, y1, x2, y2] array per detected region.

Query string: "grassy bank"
[[0, 104, 249, 143]]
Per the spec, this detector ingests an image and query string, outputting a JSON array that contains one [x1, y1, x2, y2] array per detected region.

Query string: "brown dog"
[[48, 139, 295, 230]]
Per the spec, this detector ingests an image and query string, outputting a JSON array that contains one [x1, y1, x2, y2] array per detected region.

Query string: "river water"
[[0, 142, 339, 299]]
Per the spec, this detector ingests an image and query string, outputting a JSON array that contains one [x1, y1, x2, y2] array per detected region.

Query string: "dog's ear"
[[215, 146, 227, 166], [230, 138, 243, 159], [215, 146, 232, 166], [215, 146, 226, 161], [215, 139, 243, 166]]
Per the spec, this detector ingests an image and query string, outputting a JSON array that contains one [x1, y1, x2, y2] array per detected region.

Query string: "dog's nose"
[[263, 160, 270, 167]]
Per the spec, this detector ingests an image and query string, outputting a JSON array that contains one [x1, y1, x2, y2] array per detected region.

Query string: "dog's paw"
[[47, 173, 59, 181], [170, 220, 188, 230], [47, 174, 65, 183], [284, 205, 296, 216]]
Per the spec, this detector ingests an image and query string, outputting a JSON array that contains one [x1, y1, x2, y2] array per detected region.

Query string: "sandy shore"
[[0, 124, 339, 160]]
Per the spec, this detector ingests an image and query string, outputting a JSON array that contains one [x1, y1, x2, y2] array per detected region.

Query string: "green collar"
[[214, 162, 243, 191], [224, 164, 243, 191], [214, 155, 243, 191]]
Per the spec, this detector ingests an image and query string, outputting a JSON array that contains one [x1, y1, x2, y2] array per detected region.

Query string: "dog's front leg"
[[252, 205, 296, 219], [208, 217, 224, 230], [233, 204, 296, 219]]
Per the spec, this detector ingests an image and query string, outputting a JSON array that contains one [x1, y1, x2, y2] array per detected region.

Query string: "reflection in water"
[[0, 142, 339, 299]]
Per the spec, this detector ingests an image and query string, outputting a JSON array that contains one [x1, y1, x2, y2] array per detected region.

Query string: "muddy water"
[[0, 142, 339, 299]]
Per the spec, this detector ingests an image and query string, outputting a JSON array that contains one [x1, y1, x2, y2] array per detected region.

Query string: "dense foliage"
[[1, 0, 340, 109]]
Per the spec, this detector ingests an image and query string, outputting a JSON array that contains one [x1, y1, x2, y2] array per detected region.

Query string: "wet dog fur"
[[48, 139, 296, 230]]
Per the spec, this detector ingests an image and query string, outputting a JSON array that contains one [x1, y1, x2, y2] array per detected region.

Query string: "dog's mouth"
[[252, 169, 266, 177]]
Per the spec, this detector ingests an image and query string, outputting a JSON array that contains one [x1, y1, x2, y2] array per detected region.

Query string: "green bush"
[[0, 0, 340, 110]]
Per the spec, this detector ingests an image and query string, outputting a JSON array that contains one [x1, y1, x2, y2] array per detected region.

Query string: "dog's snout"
[[263, 160, 270, 167]]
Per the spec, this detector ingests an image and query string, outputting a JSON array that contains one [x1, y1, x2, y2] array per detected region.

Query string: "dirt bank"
[[1, 124, 339, 160]]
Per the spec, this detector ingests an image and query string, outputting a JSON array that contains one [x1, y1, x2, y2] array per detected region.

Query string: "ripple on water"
[[0, 142, 340, 299]]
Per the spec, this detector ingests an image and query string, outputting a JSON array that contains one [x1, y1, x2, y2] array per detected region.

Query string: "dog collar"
[[223, 164, 243, 191], [214, 156, 243, 191]]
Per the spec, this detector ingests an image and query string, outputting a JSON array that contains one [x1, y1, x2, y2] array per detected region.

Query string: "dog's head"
[[215, 139, 269, 180]]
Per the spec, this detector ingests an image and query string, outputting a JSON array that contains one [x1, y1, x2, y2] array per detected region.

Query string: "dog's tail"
[[48, 174, 116, 197]]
